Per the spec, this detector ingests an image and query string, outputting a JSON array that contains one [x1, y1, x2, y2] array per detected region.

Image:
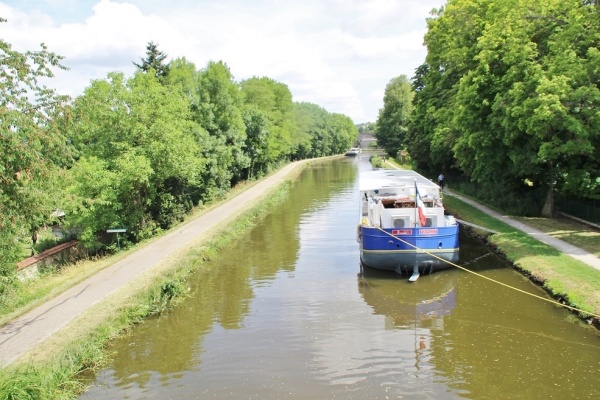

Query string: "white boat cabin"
[[359, 169, 456, 229]]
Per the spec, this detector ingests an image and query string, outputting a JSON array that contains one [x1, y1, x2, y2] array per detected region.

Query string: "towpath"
[[0, 160, 308, 368], [445, 189, 600, 272]]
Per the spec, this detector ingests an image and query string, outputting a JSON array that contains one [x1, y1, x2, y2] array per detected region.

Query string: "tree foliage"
[[68, 71, 204, 241], [241, 77, 295, 164], [0, 18, 71, 282], [292, 102, 357, 159], [195, 61, 250, 190], [375, 75, 414, 157], [133, 41, 170, 79], [408, 0, 600, 214]]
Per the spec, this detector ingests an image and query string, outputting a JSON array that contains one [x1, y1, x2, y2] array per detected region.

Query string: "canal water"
[[80, 156, 600, 399]]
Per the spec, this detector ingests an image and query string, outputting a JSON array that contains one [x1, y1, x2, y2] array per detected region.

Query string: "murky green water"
[[80, 156, 600, 399]]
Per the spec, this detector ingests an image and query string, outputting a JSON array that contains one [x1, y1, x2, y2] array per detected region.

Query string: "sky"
[[1, 0, 444, 124]]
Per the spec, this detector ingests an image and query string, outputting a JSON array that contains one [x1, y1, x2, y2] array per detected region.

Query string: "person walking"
[[438, 173, 445, 190]]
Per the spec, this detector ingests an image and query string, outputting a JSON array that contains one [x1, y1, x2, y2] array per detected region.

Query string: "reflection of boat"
[[358, 265, 457, 329], [357, 169, 459, 280], [345, 147, 362, 156]]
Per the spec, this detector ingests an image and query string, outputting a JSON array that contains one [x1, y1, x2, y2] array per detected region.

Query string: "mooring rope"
[[373, 226, 600, 320]]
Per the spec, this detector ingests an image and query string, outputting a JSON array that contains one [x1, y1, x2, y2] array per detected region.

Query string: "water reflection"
[[358, 265, 458, 330]]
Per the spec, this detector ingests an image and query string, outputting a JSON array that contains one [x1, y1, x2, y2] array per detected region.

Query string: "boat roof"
[[359, 169, 439, 191]]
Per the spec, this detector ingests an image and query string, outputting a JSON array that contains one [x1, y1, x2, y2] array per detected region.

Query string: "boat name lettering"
[[392, 229, 412, 235], [419, 229, 439, 235]]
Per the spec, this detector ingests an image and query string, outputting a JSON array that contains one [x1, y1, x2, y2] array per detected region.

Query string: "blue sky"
[[1, 0, 443, 123]]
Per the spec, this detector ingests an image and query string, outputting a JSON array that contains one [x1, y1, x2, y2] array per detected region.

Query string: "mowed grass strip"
[[512, 215, 600, 258]]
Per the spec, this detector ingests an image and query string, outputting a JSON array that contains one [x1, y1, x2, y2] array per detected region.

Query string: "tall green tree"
[[0, 21, 71, 284], [241, 77, 295, 163], [165, 57, 200, 104], [241, 107, 270, 179], [133, 41, 170, 80], [450, 0, 600, 214], [195, 61, 249, 191], [408, 0, 491, 175], [296, 102, 330, 157], [411, 0, 600, 215], [68, 71, 203, 243], [291, 102, 316, 159], [329, 113, 358, 154], [291, 102, 356, 158], [375, 75, 414, 157], [163, 57, 214, 205]]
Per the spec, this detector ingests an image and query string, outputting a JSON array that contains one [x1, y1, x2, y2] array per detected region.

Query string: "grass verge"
[[511, 215, 600, 257]]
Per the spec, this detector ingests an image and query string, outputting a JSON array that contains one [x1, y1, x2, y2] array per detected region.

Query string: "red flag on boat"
[[416, 185, 427, 226]]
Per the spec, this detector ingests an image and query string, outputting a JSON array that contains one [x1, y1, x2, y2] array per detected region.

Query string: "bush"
[[369, 155, 384, 169]]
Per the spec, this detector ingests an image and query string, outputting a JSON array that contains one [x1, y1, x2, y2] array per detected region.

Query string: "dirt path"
[[0, 160, 308, 368]]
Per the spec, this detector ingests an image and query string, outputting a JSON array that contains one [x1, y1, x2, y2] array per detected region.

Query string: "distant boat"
[[357, 169, 459, 281], [345, 147, 362, 156]]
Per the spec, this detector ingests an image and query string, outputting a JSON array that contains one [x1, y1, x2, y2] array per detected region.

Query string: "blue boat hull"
[[359, 225, 459, 273]]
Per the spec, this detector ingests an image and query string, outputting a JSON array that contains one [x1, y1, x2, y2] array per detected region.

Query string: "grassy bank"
[[0, 163, 306, 399], [443, 194, 600, 325]]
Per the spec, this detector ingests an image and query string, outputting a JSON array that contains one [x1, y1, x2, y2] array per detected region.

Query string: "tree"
[[408, 1, 491, 175], [0, 19, 71, 285], [329, 113, 358, 154], [241, 77, 296, 163], [295, 102, 330, 157], [133, 41, 170, 79], [451, 0, 600, 214], [291, 102, 356, 159], [411, 0, 600, 215], [195, 61, 249, 190], [164, 57, 200, 103], [291, 102, 315, 159], [242, 107, 270, 179], [375, 75, 414, 157], [68, 71, 204, 243]]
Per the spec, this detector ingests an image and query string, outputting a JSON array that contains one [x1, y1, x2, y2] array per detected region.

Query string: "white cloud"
[[0, 0, 444, 123], [344, 30, 427, 59]]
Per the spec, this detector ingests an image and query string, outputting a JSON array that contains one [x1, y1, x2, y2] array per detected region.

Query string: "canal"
[[80, 155, 600, 399]]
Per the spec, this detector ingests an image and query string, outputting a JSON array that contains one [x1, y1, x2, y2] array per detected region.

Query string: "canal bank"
[[0, 158, 328, 399], [447, 190, 600, 272], [0, 159, 324, 367]]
